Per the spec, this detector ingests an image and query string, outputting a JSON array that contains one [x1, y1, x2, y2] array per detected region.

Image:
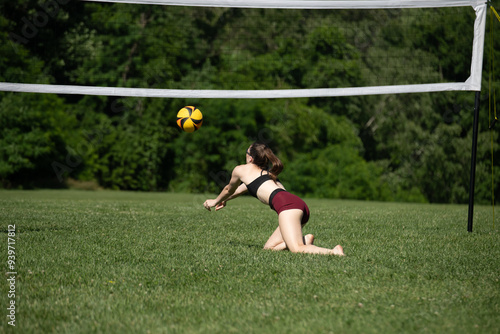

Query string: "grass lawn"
[[0, 190, 498, 333]]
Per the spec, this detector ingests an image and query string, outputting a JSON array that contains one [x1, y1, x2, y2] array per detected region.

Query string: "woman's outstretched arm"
[[212, 183, 248, 211], [204, 166, 243, 211], [224, 183, 248, 201]]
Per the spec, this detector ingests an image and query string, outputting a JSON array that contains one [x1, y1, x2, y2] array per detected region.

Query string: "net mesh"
[[0, 0, 486, 98]]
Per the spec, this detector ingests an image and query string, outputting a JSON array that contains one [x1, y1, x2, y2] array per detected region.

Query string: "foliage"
[[0, 92, 79, 188], [0, 3, 499, 204]]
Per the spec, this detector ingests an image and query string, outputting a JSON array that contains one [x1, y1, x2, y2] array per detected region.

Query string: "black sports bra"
[[246, 170, 280, 198]]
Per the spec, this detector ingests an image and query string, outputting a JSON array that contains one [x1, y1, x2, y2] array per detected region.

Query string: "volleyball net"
[[0, 0, 487, 98]]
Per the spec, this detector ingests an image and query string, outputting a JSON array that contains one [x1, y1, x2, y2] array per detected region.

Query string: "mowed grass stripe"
[[0, 190, 498, 334]]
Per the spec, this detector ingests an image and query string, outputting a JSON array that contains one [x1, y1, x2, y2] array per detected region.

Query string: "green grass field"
[[0, 190, 498, 333]]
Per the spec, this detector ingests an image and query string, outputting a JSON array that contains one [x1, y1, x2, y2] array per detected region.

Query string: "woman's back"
[[237, 164, 285, 205]]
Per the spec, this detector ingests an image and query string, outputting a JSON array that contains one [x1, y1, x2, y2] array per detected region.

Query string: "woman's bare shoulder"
[[232, 164, 259, 183], [232, 164, 250, 176]]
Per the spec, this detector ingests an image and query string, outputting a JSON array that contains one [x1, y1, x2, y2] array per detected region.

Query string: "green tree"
[[0, 92, 80, 188], [0, 8, 81, 188], [2, 3, 497, 203]]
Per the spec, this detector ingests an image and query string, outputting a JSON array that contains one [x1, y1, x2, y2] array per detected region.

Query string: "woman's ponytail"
[[248, 142, 283, 181], [265, 147, 283, 181]]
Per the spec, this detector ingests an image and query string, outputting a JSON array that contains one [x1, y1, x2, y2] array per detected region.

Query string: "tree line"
[[0, 1, 499, 204]]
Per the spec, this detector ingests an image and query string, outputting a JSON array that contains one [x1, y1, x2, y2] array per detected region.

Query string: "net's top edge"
[[80, 0, 486, 9]]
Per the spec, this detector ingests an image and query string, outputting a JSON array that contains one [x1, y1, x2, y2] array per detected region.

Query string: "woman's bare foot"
[[304, 234, 314, 245], [332, 244, 345, 256]]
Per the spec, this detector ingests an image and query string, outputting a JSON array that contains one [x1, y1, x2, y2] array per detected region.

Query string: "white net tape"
[[80, 0, 485, 9], [0, 0, 487, 98], [0, 82, 482, 99]]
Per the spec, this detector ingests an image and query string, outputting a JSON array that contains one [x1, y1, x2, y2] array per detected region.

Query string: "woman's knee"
[[263, 243, 274, 250], [263, 239, 281, 250]]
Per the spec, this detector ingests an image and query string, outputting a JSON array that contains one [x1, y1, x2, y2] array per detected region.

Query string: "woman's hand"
[[203, 199, 227, 212], [215, 201, 226, 211], [203, 199, 218, 211]]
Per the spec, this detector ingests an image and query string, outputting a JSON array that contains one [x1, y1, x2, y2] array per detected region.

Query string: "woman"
[[203, 142, 345, 256]]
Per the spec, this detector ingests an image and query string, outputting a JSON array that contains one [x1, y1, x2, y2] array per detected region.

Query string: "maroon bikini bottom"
[[269, 189, 310, 225]]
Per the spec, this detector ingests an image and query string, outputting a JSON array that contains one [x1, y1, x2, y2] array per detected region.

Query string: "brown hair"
[[248, 142, 283, 181]]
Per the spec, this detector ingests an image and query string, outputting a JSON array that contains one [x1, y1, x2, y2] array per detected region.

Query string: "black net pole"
[[468, 91, 481, 232]]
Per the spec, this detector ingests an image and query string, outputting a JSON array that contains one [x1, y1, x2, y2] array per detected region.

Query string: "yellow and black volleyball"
[[176, 106, 203, 132]]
